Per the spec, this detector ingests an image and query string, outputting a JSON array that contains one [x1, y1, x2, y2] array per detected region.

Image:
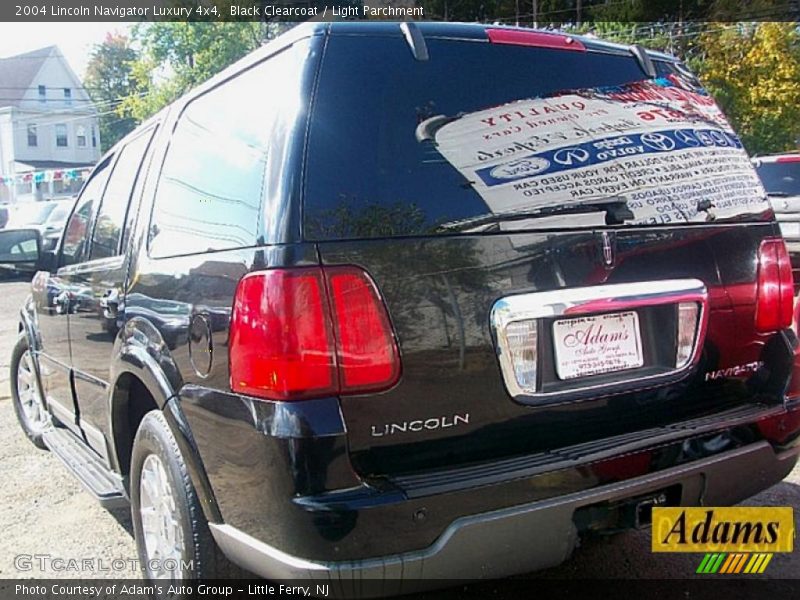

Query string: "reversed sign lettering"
[[429, 78, 768, 226]]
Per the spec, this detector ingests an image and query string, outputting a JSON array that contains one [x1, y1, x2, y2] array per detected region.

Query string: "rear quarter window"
[[148, 40, 312, 258]]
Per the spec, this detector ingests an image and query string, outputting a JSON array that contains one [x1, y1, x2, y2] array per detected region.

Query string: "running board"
[[42, 427, 128, 508]]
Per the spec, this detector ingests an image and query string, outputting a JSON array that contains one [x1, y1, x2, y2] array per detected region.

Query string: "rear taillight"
[[229, 266, 400, 401], [755, 238, 794, 333], [327, 268, 401, 393]]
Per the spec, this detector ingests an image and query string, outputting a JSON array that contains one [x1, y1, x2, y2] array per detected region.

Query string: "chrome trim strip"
[[490, 279, 708, 402]]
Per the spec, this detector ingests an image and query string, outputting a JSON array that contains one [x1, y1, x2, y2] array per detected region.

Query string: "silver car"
[[753, 153, 800, 288]]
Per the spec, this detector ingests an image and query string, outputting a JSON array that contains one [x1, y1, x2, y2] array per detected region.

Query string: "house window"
[[27, 124, 37, 147], [63, 88, 71, 105], [91, 126, 97, 148], [38, 85, 45, 103], [56, 124, 68, 147], [76, 125, 86, 147]]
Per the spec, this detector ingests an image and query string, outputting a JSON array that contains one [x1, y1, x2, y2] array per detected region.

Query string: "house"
[[0, 45, 101, 204]]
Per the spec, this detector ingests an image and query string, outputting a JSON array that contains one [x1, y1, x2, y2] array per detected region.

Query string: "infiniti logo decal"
[[489, 157, 550, 180], [371, 413, 470, 437]]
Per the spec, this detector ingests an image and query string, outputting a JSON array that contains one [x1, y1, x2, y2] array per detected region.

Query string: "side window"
[[149, 42, 308, 258], [91, 128, 155, 260], [60, 158, 111, 267]]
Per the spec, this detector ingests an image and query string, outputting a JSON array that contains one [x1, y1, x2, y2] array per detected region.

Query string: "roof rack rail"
[[400, 22, 429, 61], [630, 44, 656, 78]]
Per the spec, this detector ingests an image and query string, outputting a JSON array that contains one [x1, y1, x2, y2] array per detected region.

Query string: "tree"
[[696, 21, 800, 154], [572, 21, 674, 51], [120, 22, 264, 122], [84, 33, 139, 151]]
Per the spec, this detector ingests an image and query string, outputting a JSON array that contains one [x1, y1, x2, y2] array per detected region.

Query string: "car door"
[[67, 126, 158, 461], [32, 158, 112, 437]]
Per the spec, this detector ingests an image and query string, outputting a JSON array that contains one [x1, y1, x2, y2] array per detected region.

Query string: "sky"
[[0, 23, 132, 78]]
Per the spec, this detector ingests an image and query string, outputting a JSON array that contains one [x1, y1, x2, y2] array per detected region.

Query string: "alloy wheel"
[[16, 350, 47, 433], [139, 453, 185, 579]]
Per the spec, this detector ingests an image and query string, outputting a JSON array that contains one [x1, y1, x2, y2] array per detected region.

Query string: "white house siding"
[[13, 110, 99, 165], [0, 46, 101, 204], [13, 51, 99, 166], [0, 111, 14, 203]]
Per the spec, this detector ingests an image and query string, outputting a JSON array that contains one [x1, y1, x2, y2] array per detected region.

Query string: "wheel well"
[[111, 373, 158, 477]]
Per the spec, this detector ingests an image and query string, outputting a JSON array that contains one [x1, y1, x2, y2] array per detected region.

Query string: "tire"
[[130, 410, 239, 581], [10, 334, 48, 450]]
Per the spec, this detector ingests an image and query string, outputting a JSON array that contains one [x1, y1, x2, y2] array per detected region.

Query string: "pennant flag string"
[[0, 167, 92, 187]]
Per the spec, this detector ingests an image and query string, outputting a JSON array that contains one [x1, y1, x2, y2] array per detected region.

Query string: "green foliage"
[[572, 21, 674, 51], [119, 22, 263, 122], [696, 22, 800, 154], [83, 33, 139, 151]]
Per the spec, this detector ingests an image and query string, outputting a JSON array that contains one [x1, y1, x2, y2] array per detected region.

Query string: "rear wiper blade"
[[767, 192, 790, 197], [437, 199, 634, 232]]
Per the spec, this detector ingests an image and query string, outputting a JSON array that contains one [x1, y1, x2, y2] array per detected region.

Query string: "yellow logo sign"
[[652, 507, 794, 553]]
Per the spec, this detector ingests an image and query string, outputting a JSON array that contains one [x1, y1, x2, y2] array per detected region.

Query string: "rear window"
[[755, 161, 800, 196], [304, 35, 768, 240]]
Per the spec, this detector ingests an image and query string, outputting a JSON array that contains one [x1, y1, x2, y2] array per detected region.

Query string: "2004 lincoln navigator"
[[5, 22, 800, 592]]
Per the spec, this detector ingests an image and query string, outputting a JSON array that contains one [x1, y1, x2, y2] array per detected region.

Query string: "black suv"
[[5, 22, 800, 591]]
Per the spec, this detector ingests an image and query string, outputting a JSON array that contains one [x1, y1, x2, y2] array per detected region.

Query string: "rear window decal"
[[425, 79, 768, 225]]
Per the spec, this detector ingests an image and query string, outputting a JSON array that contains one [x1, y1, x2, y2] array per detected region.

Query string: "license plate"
[[780, 221, 800, 240], [552, 311, 643, 380]]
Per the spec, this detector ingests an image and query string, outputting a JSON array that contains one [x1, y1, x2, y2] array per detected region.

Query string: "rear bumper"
[[210, 440, 799, 594]]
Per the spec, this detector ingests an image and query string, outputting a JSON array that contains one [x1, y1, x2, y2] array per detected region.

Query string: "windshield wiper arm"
[[437, 198, 634, 232]]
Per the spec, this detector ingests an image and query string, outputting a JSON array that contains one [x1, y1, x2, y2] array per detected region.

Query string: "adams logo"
[[652, 507, 794, 575]]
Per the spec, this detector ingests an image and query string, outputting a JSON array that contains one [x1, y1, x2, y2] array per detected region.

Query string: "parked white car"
[[754, 154, 800, 241]]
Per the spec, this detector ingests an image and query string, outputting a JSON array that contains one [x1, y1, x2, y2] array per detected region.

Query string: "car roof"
[[189, 21, 679, 106], [324, 21, 678, 62], [110, 21, 680, 160]]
